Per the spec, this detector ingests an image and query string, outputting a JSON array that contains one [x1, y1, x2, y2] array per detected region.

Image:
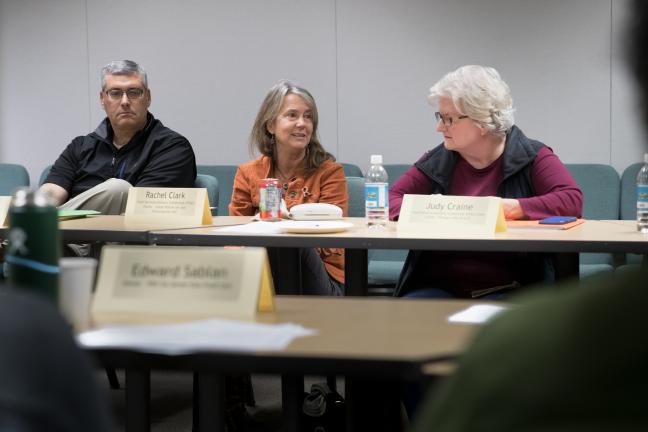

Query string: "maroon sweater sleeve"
[[389, 157, 433, 221], [518, 146, 584, 219]]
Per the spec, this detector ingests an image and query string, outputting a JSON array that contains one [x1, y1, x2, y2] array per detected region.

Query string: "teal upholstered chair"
[[366, 164, 412, 289], [621, 162, 642, 220], [341, 163, 363, 178], [0, 163, 30, 195], [38, 165, 52, 186], [620, 162, 644, 266], [197, 165, 238, 216], [194, 174, 219, 216], [565, 164, 621, 277], [346, 176, 365, 217]]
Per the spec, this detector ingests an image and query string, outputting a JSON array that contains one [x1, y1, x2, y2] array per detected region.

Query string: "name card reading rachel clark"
[[92, 245, 274, 325], [124, 187, 212, 226], [397, 194, 507, 237]]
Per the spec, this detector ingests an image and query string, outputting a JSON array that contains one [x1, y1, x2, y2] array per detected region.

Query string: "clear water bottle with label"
[[637, 153, 648, 233], [6, 188, 60, 302], [365, 154, 389, 228]]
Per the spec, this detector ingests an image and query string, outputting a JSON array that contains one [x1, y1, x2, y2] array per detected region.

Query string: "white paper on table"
[[77, 319, 317, 354], [448, 305, 507, 324], [215, 220, 352, 234], [216, 221, 286, 234]]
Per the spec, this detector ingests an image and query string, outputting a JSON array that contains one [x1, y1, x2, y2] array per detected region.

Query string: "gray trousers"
[[62, 179, 132, 257], [60, 178, 132, 214]]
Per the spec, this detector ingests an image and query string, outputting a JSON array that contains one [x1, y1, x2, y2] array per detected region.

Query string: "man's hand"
[[39, 183, 68, 207]]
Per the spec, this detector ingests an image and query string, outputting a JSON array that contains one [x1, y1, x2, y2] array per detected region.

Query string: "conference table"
[[5, 215, 646, 430], [83, 295, 487, 432], [4, 215, 644, 295], [148, 217, 648, 295]]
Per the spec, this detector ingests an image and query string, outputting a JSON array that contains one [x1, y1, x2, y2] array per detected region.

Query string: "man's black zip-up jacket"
[[45, 112, 196, 199]]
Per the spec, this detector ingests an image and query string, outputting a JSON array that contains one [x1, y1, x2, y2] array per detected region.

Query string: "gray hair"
[[428, 65, 515, 136], [250, 79, 334, 172], [100, 60, 148, 89]]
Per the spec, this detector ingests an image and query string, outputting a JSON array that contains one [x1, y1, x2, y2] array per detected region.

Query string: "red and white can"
[[259, 178, 282, 220]]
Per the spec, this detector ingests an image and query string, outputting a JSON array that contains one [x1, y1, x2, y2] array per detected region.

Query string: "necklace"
[[274, 166, 296, 184]]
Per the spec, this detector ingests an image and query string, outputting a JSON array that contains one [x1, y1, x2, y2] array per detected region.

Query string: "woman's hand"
[[502, 198, 524, 220]]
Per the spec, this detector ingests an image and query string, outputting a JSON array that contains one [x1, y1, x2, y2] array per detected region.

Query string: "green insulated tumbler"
[[6, 188, 61, 302]]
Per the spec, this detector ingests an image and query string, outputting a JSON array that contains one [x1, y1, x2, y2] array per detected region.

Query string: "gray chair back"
[[566, 164, 620, 220], [0, 163, 30, 195], [566, 164, 621, 275], [383, 164, 412, 188], [194, 174, 219, 216], [341, 163, 363, 177], [620, 162, 643, 220], [367, 163, 412, 287], [346, 176, 365, 217], [197, 165, 239, 215], [620, 162, 644, 266], [39, 165, 53, 186]]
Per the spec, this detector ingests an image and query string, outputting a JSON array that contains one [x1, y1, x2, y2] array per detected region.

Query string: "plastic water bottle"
[[637, 153, 648, 233], [365, 154, 389, 228], [6, 188, 61, 302]]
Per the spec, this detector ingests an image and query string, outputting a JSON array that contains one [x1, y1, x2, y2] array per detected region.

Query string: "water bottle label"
[[365, 183, 388, 208], [638, 185, 648, 209]]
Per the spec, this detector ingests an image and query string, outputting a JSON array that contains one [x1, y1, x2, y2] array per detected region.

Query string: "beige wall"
[[0, 0, 643, 184]]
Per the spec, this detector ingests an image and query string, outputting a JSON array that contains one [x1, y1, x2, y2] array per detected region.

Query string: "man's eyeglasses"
[[104, 88, 146, 101], [434, 112, 469, 127]]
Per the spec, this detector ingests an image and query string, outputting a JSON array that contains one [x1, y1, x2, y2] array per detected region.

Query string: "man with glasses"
[[40, 59, 196, 213]]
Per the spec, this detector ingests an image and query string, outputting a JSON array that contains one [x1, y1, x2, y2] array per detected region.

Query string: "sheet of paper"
[[216, 220, 353, 235], [78, 318, 316, 354], [448, 304, 507, 324], [58, 209, 101, 220], [216, 221, 286, 234]]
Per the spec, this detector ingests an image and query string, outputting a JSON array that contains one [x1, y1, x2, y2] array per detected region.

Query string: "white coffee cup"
[[59, 257, 97, 331]]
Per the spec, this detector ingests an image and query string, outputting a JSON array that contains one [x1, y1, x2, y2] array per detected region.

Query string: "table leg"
[[267, 247, 302, 295], [345, 376, 401, 432], [344, 249, 368, 296], [281, 374, 304, 432], [194, 372, 225, 432], [125, 368, 150, 432], [554, 252, 579, 280]]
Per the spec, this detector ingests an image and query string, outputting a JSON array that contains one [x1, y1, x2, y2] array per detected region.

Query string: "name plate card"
[[0, 196, 10, 226], [397, 194, 507, 237], [92, 245, 274, 325], [124, 187, 212, 226]]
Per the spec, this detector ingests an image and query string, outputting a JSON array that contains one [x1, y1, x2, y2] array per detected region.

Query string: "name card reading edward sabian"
[[92, 246, 274, 323]]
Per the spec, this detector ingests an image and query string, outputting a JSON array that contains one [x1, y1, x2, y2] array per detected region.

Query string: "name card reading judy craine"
[[124, 187, 212, 226], [91, 245, 274, 325], [397, 194, 507, 237]]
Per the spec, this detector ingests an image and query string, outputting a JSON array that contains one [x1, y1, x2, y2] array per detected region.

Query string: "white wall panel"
[[337, 0, 613, 171], [84, 0, 338, 168], [0, 0, 645, 184], [0, 0, 89, 183]]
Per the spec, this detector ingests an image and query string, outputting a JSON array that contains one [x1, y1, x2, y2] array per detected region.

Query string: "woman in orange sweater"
[[230, 80, 348, 295]]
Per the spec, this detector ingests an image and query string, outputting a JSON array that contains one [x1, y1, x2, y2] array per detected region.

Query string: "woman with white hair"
[[391, 65, 583, 299]]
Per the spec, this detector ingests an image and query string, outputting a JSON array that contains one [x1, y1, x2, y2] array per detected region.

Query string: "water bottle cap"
[[370, 155, 383, 164]]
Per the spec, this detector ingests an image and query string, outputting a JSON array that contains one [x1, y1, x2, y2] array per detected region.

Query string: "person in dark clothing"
[[0, 288, 112, 431], [390, 65, 583, 299], [410, 3, 648, 430], [40, 59, 196, 214]]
